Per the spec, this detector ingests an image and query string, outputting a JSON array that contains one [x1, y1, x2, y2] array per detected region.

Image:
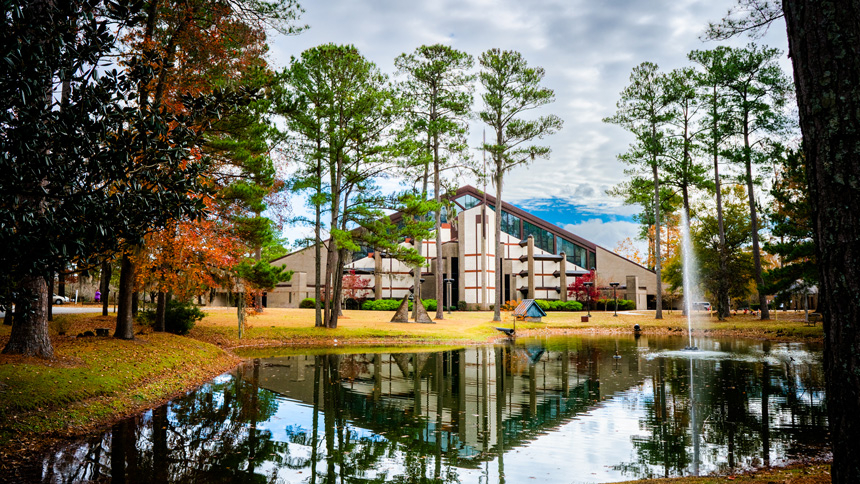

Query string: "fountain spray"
[[680, 211, 699, 351]]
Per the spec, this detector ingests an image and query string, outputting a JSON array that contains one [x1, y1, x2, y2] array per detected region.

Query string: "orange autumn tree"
[[115, 0, 304, 335]]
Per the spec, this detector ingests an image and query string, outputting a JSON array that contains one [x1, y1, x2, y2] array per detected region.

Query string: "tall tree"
[[478, 49, 563, 322], [1, 1, 214, 355], [277, 64, 328, 328], [114, 0, 305, 337], [707, 2, 860, 480], [283, 44, 411, 329], [394, 44, 475, 320], [662, 67, 712, 222], [689, 47, 736, 320], [781, 5, 860, 479], [719, 44, 791, 321], [604, 62, 673, 319]]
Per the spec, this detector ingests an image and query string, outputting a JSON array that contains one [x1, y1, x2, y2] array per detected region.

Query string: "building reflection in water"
[[36, 336, 828, 484]]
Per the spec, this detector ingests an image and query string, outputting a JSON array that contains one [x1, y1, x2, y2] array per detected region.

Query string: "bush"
[[457, 300, 467, 311], [533, 299, 583, 311], [619, 299, 635, 310], [422, 299, 437, 312], [362, 299, 405, 311], [164, 300, 205, 335], [299, 298, 316, 309]]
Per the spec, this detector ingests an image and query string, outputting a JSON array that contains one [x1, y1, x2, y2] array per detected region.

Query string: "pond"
[[37, 335, 828, 483]]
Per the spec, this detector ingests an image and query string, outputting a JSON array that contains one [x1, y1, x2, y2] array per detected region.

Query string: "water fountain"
[[680, 211, 699, 351]]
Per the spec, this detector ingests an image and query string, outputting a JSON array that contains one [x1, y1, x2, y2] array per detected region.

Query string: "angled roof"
[[514, 299, 547, 318], [453, 185, 597, 250]]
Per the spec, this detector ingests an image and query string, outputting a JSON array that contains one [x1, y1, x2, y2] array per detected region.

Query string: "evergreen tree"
[[394, 44, 474, 320], [478, 49, 563, 322], [689, 47, 736, 320], [604, 62, 673, 319], [762, 148, 816, 306], [719, 44, 791, 321]]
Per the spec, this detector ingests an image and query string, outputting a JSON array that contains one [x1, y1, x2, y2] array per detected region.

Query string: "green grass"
[[0, 330, 238, 445]]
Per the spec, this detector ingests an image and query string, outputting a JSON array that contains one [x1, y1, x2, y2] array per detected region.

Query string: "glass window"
[[523, 220, 554, 253], [500, 211, 521, 238], [558, 238, 587, 267], [457, 194, 481, 210]]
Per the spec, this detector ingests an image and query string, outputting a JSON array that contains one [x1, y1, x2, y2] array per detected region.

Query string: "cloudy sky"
[[267, 0, 792, 253]]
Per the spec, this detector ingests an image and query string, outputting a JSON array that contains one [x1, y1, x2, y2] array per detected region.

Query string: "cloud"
[[562, 219, 646, 254], [268, 0, 792, 246]]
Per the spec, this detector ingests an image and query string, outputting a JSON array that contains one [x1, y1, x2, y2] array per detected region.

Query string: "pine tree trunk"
[[744, 126, 770, 320], [2, 275, 53, 358], [434, 155, 444, 320], [114, 251, 135, 340], [493, 168, 503, 322], [783, 1, 860, 481], [653, 162, 663, 319]]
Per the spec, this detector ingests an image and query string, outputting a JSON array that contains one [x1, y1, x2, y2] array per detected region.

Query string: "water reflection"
[[37, 336, 828, 483]]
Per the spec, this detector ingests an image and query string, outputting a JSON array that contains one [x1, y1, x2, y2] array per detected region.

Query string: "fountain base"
[[683, 346, 699, 351]]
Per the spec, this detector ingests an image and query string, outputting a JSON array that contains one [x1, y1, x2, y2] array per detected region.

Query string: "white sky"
[[267, 0, 793, 254]]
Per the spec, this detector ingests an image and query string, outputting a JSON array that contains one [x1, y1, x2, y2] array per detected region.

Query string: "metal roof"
[[513, 299, 547, 318]]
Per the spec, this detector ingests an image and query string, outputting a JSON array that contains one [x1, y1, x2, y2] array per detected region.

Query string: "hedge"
[[593, 298, 635, 311], [534, 300, 584, 312], [360, 299, 447, 311]]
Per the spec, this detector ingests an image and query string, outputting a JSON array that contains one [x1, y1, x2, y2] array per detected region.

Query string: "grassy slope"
[[0, 316, 239, 453]]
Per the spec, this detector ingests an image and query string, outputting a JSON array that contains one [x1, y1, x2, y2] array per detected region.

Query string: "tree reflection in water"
[[38, 336, 828, 483]]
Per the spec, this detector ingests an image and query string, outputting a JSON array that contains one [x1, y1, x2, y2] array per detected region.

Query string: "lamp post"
[[610, 282, 620, 317], [583, 281, 593, 317], [444, 278, 454, 314]]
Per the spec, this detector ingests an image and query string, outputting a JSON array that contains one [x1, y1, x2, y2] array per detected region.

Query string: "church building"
[[255, 186, 660, 310]]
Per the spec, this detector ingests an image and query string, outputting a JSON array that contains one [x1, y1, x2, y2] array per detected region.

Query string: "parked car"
[[692, 301, 711, 311], [53, 294, 70, 305]]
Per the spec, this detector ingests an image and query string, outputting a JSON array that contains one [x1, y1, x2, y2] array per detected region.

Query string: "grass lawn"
[[189, 307, 824, 349]]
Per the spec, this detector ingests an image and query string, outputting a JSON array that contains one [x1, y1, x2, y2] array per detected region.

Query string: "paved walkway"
[[0, 305, 115, 318]]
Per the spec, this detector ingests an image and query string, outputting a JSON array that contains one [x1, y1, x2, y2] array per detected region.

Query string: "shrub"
[[619, 299, 635, 310], [457, 300, 467, 311], [562, 300, 583, 311], [362, 299, 408, 311], [422, 299, 437, 312], [299, 298, 316, 309], [164, 300, 205, 335], [534, 299, 583, 311]]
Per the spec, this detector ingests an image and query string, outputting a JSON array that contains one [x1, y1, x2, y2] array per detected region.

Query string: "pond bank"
[[0, 308, 826, 482]]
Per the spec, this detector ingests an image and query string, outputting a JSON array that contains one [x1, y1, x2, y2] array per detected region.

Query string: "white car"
[[53, 294, 70, 305], [693, 301, 712, 311]]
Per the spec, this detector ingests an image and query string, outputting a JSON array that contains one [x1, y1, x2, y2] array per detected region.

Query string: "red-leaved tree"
[[567, 271, 600, 304]]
